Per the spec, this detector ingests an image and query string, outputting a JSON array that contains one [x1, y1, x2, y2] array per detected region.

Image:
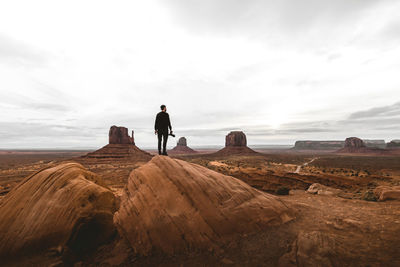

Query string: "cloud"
[[192, 102, 400, 144], [161, 0, 381, 38], [24, 103, 71, 112], [0, 121, 105, 149], [0, 1, 399, 148], [0, 34, 47, 67], [348, 102, 400, 119], [0, 122, 89, 138], [379, 17, 400, 43], [0, 92, 72, 113]]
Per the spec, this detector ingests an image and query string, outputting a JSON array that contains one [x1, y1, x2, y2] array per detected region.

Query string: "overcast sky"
[[1, 0, 400, 149]]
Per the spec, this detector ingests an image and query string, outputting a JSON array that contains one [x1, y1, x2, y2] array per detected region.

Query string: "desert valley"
[[0, 126, 399, 266]]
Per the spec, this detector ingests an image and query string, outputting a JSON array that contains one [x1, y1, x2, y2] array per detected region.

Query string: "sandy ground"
[[1, 149, 400, 266]]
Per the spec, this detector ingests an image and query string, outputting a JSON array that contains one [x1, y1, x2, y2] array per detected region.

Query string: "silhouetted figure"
[[154, 105, 172, 155]]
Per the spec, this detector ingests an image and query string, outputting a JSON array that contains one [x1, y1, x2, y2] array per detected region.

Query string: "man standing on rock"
[[154, 105, 172, 156]]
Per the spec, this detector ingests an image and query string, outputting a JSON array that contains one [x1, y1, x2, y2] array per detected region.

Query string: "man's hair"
[[160, 105, 166, 110]]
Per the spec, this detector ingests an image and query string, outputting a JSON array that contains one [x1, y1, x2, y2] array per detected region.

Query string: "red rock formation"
[[345, 137, 365, 149], [214, 131, 258, 156], [113, 156, 293, 255], [225, 131, 247, 146], [169, 137, 198, 155], [109, 126, 134, 145], [0, 163, 116, 260], [337, 137, 389, 154], [307, 183, 342, 196], [177, 137, 187, 146], [83, 126, 152, 161], [374, 186, 400, 201]]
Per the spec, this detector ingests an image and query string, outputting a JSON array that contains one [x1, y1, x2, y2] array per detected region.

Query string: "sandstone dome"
[[113, 155, 293, 255], [0, 163, 117, 260]]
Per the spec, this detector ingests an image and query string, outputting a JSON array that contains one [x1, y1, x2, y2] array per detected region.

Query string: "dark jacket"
[[154, 112, 172, 132]]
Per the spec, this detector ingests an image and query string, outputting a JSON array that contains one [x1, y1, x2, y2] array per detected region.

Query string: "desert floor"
[[1, 149, 400, 266]]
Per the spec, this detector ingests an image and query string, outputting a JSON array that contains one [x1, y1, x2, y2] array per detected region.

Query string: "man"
[[154, 105, 172, 155]]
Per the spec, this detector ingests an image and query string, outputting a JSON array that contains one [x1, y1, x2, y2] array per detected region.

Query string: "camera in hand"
[[169, 131, 176, 137]]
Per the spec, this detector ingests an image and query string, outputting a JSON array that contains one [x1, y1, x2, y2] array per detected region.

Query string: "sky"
[[0, 0, 400, 149]]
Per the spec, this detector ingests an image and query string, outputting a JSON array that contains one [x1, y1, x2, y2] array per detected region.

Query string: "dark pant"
[[157, 130, 168, 154]]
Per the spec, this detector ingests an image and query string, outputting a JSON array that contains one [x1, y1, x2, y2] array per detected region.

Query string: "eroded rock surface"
[[307, 183, 343, 196], [374, 186, 400, 201], [0, 163, 117, 259], [114, 156, 294, 255]]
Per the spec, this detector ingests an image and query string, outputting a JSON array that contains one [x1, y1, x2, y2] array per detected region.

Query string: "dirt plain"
[[179, 150, 400, 199], [0, 148, 400, 266]]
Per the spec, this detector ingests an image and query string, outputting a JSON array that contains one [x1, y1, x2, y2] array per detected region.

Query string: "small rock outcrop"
[[374, 186, 400, 201], [279, 231, 337, 267], [213, 131, 258, 156], [114, 156, 294, 255], [169, 137, 197, 154], [0, 163, 117, 260], [109, 126, 134, 145], [83, 126, 152, 161], [307, 183, 342, 196]]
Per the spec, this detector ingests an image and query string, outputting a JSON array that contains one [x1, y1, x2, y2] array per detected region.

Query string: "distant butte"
[[337, 137, 387, 154], [294, 139, 386, 150], [169, 137, 197, 155], [213, 131, 258, 156], [387, 140, 400, 149], [82, 126, 152, 161], [294, 140, 345, 150], [108, 126, 134, 145]]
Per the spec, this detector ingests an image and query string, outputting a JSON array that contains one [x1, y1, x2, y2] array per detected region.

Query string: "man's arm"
[[167, 114, 172, 131], [154, 114, 159, 132]]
